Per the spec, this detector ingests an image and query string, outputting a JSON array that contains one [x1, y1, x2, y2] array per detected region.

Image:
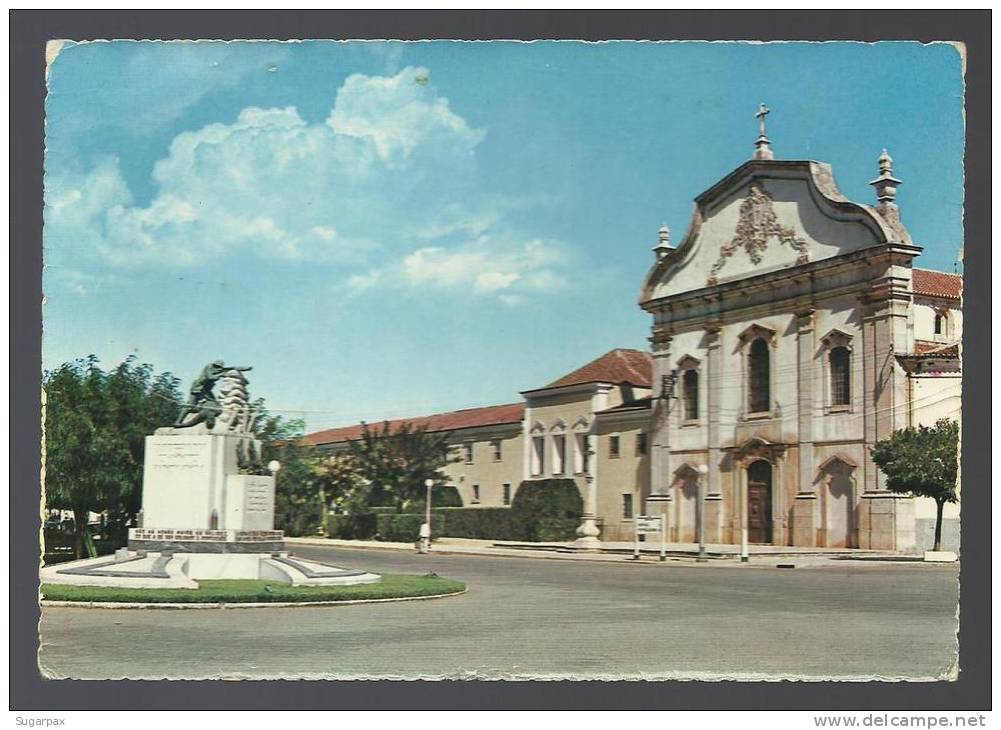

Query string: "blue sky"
[[43, 40, 965, 431]]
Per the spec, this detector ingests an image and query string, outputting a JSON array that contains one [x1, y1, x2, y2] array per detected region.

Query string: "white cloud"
[[346, 270, 381, 292], [311, 225, 338, 241], [328, 67, 484, 164], [45, 65, 574, 302], [402, 236, 568, 298]]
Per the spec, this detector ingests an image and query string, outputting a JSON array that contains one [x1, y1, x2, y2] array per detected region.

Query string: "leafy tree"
[[347, 421, 459, 512], [43, 356, 181, 557], [871, 419, 959, 552], [252, 404, 322, 537], [311, 453, 368, 522]]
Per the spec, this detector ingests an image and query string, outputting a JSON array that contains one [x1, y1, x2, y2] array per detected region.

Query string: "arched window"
[[683, 369, 699, 421], [933, 310, 947, 336], [829, 346, 851, 406], [748, 338, 770, 413]]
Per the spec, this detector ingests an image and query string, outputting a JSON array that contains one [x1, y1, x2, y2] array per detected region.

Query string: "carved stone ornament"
[[649, 326, 673, 354], [707, 184, 810, 285]]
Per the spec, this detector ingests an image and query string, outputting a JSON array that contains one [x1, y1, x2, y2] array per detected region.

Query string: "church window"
[[609, 435, 620, 458], [683, 369, 699, 421], [635, 432, 648, 456], [748, 338, 771, 414], [462, 442, 473, 465], [933, 310, 948, 336], [829, 347, 851, 406], [491, 439, 502, 462], [502, 483, 511, 506], [472, 484, 480, 503]]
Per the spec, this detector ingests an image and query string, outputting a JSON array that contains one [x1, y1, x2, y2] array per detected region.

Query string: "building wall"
[[912, 296, 962, 342], [441, 427, 525, 508], [593, 412, 650, 541], [523, 387, 598, 500]]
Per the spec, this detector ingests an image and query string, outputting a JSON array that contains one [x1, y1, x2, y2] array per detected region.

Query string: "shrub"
[[326, 513, 378, 540], [510, 479, 583, 541], [376, 513, 446, 543]]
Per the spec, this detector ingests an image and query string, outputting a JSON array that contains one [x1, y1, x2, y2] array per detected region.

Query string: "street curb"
[[39, 587, 468, 610], [285, 539, 949, 570]]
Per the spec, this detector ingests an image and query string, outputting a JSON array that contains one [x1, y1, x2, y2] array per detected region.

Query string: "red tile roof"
[[912, 340, 960, 357], [303, 402, 525, 446], [913, 269, 962, 300], [536, 348, 653, 390]]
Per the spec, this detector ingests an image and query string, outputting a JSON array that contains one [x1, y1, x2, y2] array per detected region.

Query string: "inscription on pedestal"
[[245, 478, 272, 513], [149, 439, 210, 470]]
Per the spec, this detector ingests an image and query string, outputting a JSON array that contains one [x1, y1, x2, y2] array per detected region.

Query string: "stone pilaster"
[[704, 322, 723, 542], [648, 325, 673, 498], [794, 308, 818, 546], [858, 271, 918, 551]]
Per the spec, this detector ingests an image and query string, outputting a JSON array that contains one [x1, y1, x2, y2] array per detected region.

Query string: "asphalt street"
[[38, 546, 959, 680]]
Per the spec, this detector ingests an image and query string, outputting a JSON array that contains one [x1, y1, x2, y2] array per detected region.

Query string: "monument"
[[42, 362, 380, 589]]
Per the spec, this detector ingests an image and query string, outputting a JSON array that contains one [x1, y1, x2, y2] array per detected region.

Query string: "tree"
[[43, 356, 181, 557], [311, 453, 368, 521], [252, 404, 323, 537], [347, 421, 459, 512], [871, 419, 959, 552]]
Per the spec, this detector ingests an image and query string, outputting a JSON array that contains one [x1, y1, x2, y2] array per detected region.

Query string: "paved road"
[[38, 547, 959, 680]]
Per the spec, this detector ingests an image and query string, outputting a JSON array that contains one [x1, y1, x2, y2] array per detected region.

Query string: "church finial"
[[652, 223, 673, 260], [753, 103, 774, 160], [868, 148, 911, 243], [869, 148, 902, 208]]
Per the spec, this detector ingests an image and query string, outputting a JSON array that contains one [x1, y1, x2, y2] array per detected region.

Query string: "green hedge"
[[376, 513, 446, 543], [327, 513, 378, 540], [327, 480, 582, 543], [434, 507, 529, 541]]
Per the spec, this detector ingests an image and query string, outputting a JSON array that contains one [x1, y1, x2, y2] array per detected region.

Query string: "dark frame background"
[[10, 10, 990, 711]]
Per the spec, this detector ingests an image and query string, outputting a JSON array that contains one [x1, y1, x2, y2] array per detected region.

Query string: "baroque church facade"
[[306, 115, 961, 552]]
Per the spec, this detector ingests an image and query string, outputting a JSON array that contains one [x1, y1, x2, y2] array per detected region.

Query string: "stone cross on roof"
[[753, 102, 774, 161]]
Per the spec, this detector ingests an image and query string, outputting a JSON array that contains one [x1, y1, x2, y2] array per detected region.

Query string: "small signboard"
[[634, 514, 667, 561], [635, 516, 663, 534]]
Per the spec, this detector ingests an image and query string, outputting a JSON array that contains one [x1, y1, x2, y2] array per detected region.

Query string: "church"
[[305, 109, 961, 553]]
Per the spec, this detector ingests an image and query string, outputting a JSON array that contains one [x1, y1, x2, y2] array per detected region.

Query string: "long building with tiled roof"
[[303, 402, 525, 447], [304, 349, 655, 516]]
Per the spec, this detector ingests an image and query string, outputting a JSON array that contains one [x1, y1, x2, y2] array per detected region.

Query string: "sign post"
[[634, 515, 665, 561]]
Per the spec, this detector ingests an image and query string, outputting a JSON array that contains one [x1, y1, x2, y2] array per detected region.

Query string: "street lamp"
[[696, 464, 709, 563], [268, 460, 281, 475], [420, 478, 434, 554]]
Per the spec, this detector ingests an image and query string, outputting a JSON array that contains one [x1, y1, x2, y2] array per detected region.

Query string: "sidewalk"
[[285, 536, 925, 567]]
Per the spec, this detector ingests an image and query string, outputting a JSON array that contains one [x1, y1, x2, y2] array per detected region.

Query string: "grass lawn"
[[41, 573, 465, 604]]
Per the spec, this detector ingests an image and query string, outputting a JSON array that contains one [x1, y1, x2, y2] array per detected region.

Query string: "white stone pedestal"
[[141, 431, 273, 531]]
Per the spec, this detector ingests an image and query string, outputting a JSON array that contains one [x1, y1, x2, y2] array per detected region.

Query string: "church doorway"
[[746, 460, 773, 544]]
